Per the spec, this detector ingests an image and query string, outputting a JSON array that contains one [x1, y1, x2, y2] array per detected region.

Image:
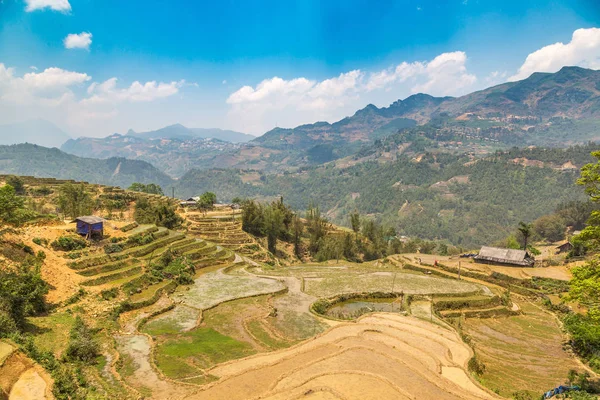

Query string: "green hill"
[[0, 144, 174, 189]]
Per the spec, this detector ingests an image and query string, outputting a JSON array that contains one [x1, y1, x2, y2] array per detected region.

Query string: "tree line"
[[240, 197, 462, 262]]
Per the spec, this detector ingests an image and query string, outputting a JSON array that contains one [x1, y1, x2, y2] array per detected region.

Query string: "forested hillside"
[[176, 145, 593, 247], [0, 144, 174, 189]]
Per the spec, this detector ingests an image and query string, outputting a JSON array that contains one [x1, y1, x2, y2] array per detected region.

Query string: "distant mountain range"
[[254, 66, 600, 151], [126, 124, 255, 143], [10, 66, 600, 178], [0, 119, 71, 149], [61, 134, 242, 177]]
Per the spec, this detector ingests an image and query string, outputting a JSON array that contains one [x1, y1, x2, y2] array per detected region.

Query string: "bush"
[[51, 236, 88, 252], [0, 264, 48, 335], [103, 243, 123, 254], [32, 237, 48, 246], [64, 316, 99, 364], [134, 198, 182, 229], [468, 355, 486, 375], [63, 288, 86, 306], [100, 288, 119, 301], [120, 222, 139, 232]]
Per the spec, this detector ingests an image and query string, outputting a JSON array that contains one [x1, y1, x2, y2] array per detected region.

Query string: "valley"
[[0, 175, 597, 399]]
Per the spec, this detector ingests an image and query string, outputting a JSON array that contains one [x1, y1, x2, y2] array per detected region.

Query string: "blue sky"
[[0, 0, 599, 137]]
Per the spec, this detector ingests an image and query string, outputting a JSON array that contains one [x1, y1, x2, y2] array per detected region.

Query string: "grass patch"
[[156, 327, 254, 370], [129, 280, 172, 303], [117, 352, 136, 379], [27, 311, 76, 355], [303, 270, 482, 298], [246, 319, 289, 350], [154, 351, 202, 379]]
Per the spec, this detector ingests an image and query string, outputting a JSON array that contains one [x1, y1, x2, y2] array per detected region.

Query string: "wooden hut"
[[474, 246, 534, 267], [75, 216, 104, 239]]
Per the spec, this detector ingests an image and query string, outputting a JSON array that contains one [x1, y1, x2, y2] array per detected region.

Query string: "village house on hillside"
[[474, 246, 534, 267], [74, 216, 104, 239]]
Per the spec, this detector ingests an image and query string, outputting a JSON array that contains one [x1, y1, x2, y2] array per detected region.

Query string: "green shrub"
[[120, 222, 139, 232], [103, 243, 123, 254], [51, 236, 88, 252], [32, 237, 48, 246], [468, 355, 486, 375], [100, 288, 119, 301], [64, 316, 99, 364], [63, 288, 86, 306]]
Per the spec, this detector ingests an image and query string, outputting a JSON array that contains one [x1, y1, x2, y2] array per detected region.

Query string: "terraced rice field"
[[186, 313, 499, 400], [171, 268, 285, 311], [185, 211, 272, 261], [462, 301, 582, 398], [50, 213, 577, 400], [66, 224, 233, 295]]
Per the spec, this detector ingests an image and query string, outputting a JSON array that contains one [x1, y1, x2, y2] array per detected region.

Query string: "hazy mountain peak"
[[0, 119, 71, 148]]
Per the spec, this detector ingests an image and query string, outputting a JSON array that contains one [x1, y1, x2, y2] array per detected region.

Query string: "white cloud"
[[24, 0, 71, 12], [64, 32, 92, 50], [365, 61, 425, 91], [412, 51, 477, 95], [83, 78, 184, 105], [226, 51, 478, 133], [22, 67, 90, 91], [29, 66, 38, 71], [0, 62, 185, 136], [510, 28, 600, 81], [0, 65, 90, 105]]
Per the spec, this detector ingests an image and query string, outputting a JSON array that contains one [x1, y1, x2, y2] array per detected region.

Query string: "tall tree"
[[0, 185, 24, 223], [58, 183, 93, 219], [292, 215, 304, 259], [517, 221, 533, 250], [6, 176, 25, 195], [350, 211, 361, 239], [128, 182, 164, 195], [264, 205, 284, 254], [574, 151, 600, 251], [241, 200, 265, 236], [306, 203, 327, 255]]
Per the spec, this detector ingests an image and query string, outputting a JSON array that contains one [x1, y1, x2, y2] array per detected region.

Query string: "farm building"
[[474, 246, 534, 267], [556, 231, 581, 254], [75, 216, 104, 238], [556, 241, 573, 254]]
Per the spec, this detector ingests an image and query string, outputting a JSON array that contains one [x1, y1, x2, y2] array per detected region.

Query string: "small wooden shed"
[[75, 216, 104, 238], [474, 246, 534, 267]]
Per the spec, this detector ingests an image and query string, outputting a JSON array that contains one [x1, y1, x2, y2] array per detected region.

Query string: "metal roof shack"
[[74, 216, 104, 238], [474, 246, 534, 267]]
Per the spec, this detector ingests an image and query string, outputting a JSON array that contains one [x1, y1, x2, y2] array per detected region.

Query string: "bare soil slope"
[[186, 313, 498, 400]]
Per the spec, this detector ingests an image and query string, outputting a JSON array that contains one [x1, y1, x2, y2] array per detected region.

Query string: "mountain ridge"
[[253, 66, 600, 151], [0, 119, 71, 149], [126, 124, 255, 143]]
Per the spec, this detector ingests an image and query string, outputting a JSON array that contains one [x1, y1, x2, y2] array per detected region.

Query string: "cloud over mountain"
[[510, 28, 600, 81], [226, 51, 477, 134]]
